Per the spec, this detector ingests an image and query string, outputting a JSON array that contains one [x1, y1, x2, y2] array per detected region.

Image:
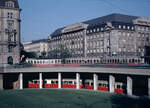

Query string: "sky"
[[19, 0, 150, 42]]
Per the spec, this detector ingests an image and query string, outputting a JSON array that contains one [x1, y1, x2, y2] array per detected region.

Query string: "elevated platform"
[[1, 65, 150, 76]]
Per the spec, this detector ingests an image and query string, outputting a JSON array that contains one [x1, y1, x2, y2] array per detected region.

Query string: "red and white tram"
[[85, 80, 108, 91], [28, 80, 40, 88], [28, 79, 82, 89], [26, 59, 62, 67], [62, 79, 82, 89], [97, 80, 109, 91], [84, 80, 124, 94], [114, 82, 124, 94], [85, 80, 94, 90], [26, 57, 144, 67], [44, 79, 58, 88]]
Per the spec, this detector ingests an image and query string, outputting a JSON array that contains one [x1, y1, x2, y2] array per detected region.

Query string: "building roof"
[[83, 13, 138, 26], [23, 39, 48, 45], [50, 13, 138, 37], [0, 0, 19, 8]]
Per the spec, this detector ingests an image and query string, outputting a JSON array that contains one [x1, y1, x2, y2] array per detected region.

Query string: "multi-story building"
[[48, 13, 150, 63], [23, 39, 48, 57], [0, 0, 21, 66]]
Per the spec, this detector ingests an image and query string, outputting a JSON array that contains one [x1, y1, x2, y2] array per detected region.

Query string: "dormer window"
[[5, 1, 14, 8]]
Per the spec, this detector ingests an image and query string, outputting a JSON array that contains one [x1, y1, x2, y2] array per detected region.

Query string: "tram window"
[[79, 60, 82, 63], [74, 81, 76, 84], [103, 84, 107, 87], [85, 82, 89, 85], [87, 60, 89, 63], [117, 85, 121, 89], [90, 60, 92, 63], [97, 60, 99, 63], [55, 60, 58, 63], [117, 59, 119, 63], [129, 59, 131, 63], [132, 59, 135, 63], [91, 82, 93, 86], [64, 81, 68, 84], [106, 84, 108, 87], [51, 81, 55, 84], [34, 81, 38, 84], [98, 83, 102, 86], [80, 81, 82, 84], [69, 81, 72, 84], [123, 59, 125, 63], [56, 81, 58, 84], [44, 81, 47, 84], [82, 60, 85, 63], [75, 60, 77, 63]]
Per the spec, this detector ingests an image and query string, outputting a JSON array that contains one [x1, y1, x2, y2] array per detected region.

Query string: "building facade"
[[0, 0, 21, 67], [48, 13, 150, 63], [23, 39, 48, 57]]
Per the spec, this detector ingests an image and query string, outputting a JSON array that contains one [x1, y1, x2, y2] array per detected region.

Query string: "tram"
[[84, 80, 124, 94], [26, 57, 144, 67], [28, 79, 82, 89]]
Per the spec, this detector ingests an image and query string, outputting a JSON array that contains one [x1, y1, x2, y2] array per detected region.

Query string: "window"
[[123, 25, 126, 29], [5, 1, 14, 8], [93, 29, 96, 32], [146, 37, 149, 42], [8, 56, 13, 65], [8, 46, 13, 52], [7, 20, 14, 29], [8, 12, 13, 19], [119, 25, 121, 29], [90, 30, 92, 33]]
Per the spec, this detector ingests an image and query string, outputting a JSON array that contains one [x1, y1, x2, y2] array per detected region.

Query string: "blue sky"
[[19, 0, 150, 42]]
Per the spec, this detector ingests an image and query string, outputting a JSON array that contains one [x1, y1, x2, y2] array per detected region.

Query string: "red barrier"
[[98, 87, 109, 91], [45, 84, 58, 88], [28, 84, 39, 88], [114, 89, 124, 94], [85, 85, 93, 90]]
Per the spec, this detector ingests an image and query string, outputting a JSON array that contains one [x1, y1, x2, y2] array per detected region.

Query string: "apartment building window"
[[7, 20, 14, 29], [8, 12, 13, 19], [119, 25, 121, 29], [146, 37, 149, 42], [93, 29, 96, 32], [97, 41, 99, 46], [123, 25, 126, 29], [8, 45, 14, 52], [90, 30, 92, 33], [131, 26, 134, 30]]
